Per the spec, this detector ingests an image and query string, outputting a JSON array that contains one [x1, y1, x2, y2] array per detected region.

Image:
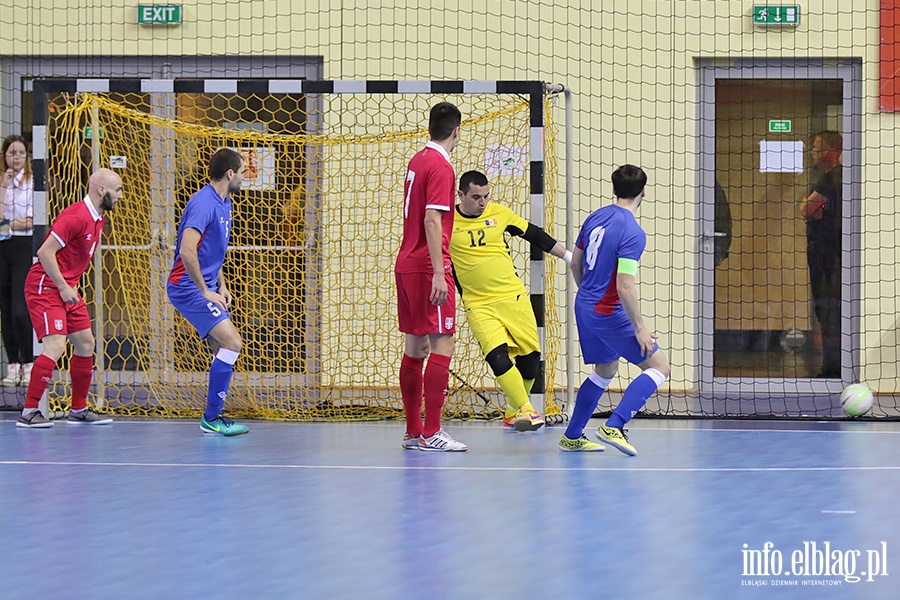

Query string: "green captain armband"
[[617, 257, 639, 276]]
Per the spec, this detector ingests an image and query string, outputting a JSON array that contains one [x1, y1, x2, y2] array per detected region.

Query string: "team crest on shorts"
[[54, 319, 63, 331], [445, 317, 454, 330]]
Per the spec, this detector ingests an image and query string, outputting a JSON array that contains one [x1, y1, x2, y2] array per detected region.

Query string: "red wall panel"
[[881, 0, 900, 110]]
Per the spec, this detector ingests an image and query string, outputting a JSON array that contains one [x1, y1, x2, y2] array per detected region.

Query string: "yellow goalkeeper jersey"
[[450, 202, 530, 307]]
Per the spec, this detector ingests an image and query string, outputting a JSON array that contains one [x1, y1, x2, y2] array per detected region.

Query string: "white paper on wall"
[[759, 140, 805, 173]]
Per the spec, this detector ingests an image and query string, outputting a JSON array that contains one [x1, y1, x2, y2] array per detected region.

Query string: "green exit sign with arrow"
[[752, 5, 801, 26]]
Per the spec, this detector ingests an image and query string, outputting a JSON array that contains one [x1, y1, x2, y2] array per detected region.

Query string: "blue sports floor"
[[2, 415, 899, 599]]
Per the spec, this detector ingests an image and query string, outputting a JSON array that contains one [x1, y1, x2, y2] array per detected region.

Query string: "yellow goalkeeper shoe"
[[502, 406, 519, 430], [502, 406, 544, 431], [516, 408, 544, 431]]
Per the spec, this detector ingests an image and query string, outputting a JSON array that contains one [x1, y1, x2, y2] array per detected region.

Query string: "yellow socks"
[[497, 367, 530, 414]]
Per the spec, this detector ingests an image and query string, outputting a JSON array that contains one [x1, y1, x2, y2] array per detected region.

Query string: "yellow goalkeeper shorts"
[[464, 294, 540, 358]]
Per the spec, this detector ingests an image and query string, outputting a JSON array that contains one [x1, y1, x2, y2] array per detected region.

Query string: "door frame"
[[696, 58, 863, 397]]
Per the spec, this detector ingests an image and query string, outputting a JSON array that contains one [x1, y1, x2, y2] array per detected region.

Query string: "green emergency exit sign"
[[769, 120, 792, 133], [753, 5, 800, 26], [137, 4, 182, 25]]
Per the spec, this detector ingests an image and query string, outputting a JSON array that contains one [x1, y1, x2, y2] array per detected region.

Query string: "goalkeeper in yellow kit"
[[450, 170, 572, 431]]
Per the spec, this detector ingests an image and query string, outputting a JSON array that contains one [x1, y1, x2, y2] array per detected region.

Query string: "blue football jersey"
[[169, 184, 233, 291], [575, 204, 646, 320]]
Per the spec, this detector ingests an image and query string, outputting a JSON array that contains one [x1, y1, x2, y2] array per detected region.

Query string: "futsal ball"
[[840, 384, 873, 417]]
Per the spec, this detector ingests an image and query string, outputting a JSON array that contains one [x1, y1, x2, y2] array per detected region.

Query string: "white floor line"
[[6, 420, 899, 436], [636, 426, 900, 435], [4, 419, 900, 437], [2, 460, 900, 473]]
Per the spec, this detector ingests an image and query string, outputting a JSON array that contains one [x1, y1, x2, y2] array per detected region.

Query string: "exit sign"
[[752, 5, 801, 26], [769, 120, 792, 133], [137, 4, 182, 25], [83, 126, 105, 139]]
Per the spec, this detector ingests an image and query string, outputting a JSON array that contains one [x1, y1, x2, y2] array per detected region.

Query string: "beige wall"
[[5, 0, 897, 391]]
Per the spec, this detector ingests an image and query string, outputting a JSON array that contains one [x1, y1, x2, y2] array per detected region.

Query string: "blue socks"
[[606, 368, 667, 429], [564, 371, 612, 440], [564, 368, 668, 438], [204, 349, 240, 421]]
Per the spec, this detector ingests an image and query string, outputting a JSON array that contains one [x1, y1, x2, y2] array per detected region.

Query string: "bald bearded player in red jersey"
[[17, 168, 123, 428]]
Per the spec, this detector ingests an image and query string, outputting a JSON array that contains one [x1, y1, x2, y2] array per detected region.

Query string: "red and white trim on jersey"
[[423, 140, 452, 213]]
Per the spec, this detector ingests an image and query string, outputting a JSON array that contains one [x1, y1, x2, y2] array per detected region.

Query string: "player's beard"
[[228, 178, 242, 194], [100, 191, 116, 212]]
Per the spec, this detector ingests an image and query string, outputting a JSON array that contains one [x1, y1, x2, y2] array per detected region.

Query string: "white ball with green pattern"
[[840, 384, 874, 417]]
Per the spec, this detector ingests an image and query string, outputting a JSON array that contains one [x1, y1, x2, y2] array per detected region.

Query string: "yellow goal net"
[[37, 81, 562, 421]]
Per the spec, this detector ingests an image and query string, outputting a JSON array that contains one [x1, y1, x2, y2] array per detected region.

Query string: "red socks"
[[24, 354, 94, 411], [401, 353, 452, 438], [400, 354, 425, 437], [24, 354, 57, 410], [70, 354, 94, 411], [423, 353, 451, 438]]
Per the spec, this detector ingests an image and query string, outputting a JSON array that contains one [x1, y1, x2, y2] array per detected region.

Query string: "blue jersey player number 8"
[[585, 226, 605, 269], [559, 164, 671, 456]]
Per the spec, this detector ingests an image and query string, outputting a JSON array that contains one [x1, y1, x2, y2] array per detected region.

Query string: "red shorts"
[[396, 269, 456, 335], [25, 277, 92, 341]]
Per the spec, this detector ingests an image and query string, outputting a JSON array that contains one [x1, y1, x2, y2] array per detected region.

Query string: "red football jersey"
[[395, 141, 456, 274], [30, 198, 104, 288]]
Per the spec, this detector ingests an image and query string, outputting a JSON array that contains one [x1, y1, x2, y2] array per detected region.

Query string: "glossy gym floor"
[[1, 415, 898, 599]]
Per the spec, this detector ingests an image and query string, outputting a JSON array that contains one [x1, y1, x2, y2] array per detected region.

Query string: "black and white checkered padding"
[[32, 80, 545, 132], [33, 79, 542, 114], [31, 78, 552, 395]]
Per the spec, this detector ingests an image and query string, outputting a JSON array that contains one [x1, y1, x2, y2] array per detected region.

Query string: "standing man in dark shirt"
[[800, 131, 842, 378]]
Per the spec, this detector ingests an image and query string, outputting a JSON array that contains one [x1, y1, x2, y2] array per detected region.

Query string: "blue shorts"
[[575, 303, 659, 365], [167, 283, 230, 339]]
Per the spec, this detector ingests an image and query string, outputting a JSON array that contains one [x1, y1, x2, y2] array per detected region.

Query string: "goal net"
[[34, 80, 564, 421]]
